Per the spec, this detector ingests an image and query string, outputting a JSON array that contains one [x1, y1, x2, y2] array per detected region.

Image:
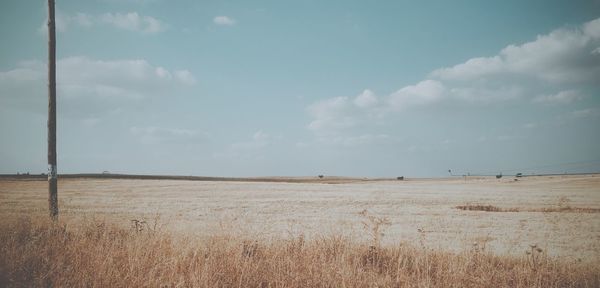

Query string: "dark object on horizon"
[[102, 171, 110, 175], [397, 176, 404, 180], [496, 173, 503, 179], [318, 175, 324, 179], [516, 173, 523, 178]]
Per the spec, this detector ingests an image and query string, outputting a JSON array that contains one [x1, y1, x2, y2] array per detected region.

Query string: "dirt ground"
[[1, 174, 599, 262]]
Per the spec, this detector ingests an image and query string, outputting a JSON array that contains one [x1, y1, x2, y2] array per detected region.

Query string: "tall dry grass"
[[0, 216, 598, 288]]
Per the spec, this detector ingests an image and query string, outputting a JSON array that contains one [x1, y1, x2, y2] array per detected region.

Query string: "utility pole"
[[48, 0, 58, 220]]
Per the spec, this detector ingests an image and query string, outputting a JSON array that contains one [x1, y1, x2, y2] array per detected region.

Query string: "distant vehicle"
[[318, 175, 324, 179], [516, 173, 523, 178], [397, 176, 404, 180], [496, 173, 503, 179], [102, 171, 110, 175]]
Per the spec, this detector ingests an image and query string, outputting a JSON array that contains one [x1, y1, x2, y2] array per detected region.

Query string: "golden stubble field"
[[1, 174, 599, 262]]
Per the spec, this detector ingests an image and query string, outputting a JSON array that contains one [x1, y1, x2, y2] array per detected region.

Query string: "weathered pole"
[[48, 0, 58, 220]]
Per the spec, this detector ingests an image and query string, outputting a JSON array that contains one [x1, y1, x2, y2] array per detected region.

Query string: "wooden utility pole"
[[48, 0, 58, 219]]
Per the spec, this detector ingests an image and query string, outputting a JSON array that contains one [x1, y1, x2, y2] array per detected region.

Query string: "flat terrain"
[[1, 174, 599, 262]]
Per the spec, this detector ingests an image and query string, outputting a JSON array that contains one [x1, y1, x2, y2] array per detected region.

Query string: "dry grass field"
[[1, 174, 599, 287]]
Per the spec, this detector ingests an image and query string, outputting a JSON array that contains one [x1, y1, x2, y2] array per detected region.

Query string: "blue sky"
[[1, 0, 599, 177]]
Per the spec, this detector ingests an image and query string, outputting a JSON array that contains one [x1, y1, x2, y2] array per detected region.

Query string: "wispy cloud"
[[38, 11, 166, 34], [532, 90, 582, 105], [297, 134, 392, 149], [0, 57, 196, 117], [570, 108, 600, 119], [308, 96, 357, 133], [38, 11, 93, 34], [173, 70, 197, 85], [213, 16, 236, 26], [100, 12, 166, 34], [231, 130, 271, 150], [213, 130, 274, 159], [130, 126, 207, 144]]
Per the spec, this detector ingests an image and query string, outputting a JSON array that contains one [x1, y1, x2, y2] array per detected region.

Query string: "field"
[[1, 174, 600, 287]]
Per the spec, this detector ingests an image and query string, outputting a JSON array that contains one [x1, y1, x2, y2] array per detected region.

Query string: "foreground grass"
[[0, 217, 598, 287]]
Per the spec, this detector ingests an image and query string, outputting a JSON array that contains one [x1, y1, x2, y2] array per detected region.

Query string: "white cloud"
[[0, 57, 196, 117], [306, 80, 445, 137], [307, 96, 356, 133], [449, 85, 523, 102], [307, 89, 389, 134], [305, 17, 600, 137], [100, 12, 166, 34], [429, 56, 504, 81], [38, 11, 166, 34], [532, 90, 582, 105], [56, 57, 194, 91], [388, 80, 445, 110], [431, 18, 600, 85], [155, 67, 172, 79], [154, 68, 197, 85], [174, 70, 197, 85], [307, 80, 445, 135], [583, 18, 600, 38], [353, 89, 378, 108], [213, 16, 236, 26]]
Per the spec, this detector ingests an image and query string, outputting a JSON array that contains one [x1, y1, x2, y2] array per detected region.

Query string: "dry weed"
[[0, 216, 598, 287]]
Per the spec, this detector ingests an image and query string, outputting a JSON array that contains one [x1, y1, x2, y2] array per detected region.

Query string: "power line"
[[451, 159, 600, 176]]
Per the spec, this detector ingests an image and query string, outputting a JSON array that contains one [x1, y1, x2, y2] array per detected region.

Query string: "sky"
[[1, 0, 599, 177]]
